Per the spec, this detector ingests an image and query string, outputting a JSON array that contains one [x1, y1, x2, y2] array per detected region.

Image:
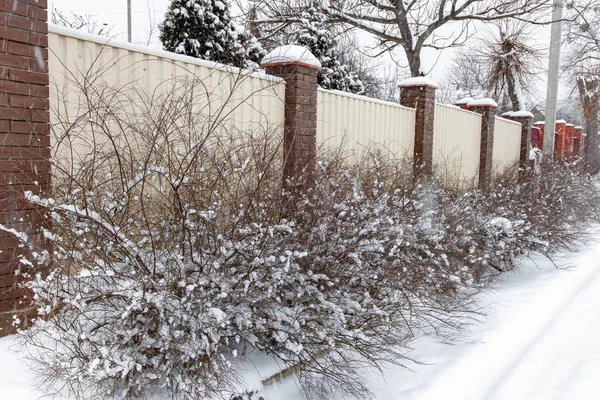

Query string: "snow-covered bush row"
[[9, 76, 600, 399]]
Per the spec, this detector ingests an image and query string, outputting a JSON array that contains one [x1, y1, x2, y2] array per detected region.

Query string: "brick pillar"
[[554, 120, 567, 161], [262, 46, 321, 184], [510, 111, 534, 172], [534, 121, 545, 148], [0, 0, 50, 336], [565, 123, 575, 161], [467, 99, 498, 191], [398, 77, 437, 177]]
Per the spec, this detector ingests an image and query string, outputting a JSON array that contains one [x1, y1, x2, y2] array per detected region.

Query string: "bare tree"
[[564, 0, 600, 173], [484, 21, 543, 111], [248, 0, 554, 77]]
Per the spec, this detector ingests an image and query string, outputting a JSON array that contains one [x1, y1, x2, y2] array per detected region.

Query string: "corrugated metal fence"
[[317, 88, 416, 158], [493, 117, 523, 175], [433, 104, 483, 186], [48, 26, 523, 185]]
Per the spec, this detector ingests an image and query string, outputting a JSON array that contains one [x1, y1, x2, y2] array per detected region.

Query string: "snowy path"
[[414, 243, 600, 400], [2, 241, 600, 399]]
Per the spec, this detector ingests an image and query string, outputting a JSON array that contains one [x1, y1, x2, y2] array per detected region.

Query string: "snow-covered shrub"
[[13, 76, 478, 400]]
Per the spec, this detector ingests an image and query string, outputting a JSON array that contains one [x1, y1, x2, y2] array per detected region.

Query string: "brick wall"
[[0, 0, 50, 336]]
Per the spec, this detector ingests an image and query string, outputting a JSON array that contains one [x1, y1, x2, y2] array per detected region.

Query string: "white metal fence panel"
[[317, 89, 416, 158], [493, 117, 522, 175], [433, 104, 483, 187], [48, 26, 286, 162]]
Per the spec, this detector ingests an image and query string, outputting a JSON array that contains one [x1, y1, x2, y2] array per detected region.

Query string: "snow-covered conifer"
[[160, 0, 265, 68], [295, 3, 364, 94]]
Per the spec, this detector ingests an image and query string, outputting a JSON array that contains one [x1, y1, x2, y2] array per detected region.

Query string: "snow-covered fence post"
[[554, 119, 567, 161], [510, 111, 534, 173], [262, 45, 321, 184], [467, 99, 498, 191], [398, 77, 437, 178], [0, 0, 51, 336]]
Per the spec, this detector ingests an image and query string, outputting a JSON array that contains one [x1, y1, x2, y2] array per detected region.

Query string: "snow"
[[511, 110, 535, 118], [455, 97, 474, 105], [576, 126, 584, 130], [566, 123, 575, 127], [6, 236, 600, 398], [262, 45, 322, 68], [534, 121, 545, 125], [556, 119, 567, 124], [467, 98, 499, 108], [397, 76, 439, 89]]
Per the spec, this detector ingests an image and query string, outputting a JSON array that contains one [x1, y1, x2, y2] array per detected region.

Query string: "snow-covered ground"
[[2, 239, 600, 399]]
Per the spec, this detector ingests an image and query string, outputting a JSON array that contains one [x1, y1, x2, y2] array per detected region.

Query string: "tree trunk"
[[577, 77, 600, 175]]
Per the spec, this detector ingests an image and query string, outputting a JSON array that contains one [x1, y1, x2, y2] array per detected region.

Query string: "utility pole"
[[127, 0, 132, 43], [543, 0, 564, 161]]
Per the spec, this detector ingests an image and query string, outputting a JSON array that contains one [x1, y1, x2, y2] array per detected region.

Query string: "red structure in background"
[[554, 120, 567, 161], [531, 126, 542, 149]]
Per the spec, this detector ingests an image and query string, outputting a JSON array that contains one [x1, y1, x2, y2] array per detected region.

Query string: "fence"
[[316, 88, 416, 157], [48, 26, 287, 164], [433, 104, 483, 186], [493, 116, 523, 175], [0, 16, 539, 335]]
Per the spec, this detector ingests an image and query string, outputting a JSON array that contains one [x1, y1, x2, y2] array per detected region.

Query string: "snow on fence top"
[[467, 98, 498, 108], [48, 25, 284, 84], [511, 111, 534, 118], [455, 97, 474, 105], [262, 45, 322, 69], [397, 77, 439, 89]]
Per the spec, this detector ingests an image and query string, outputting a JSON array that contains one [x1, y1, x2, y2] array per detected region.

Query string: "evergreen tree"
[[295, 4, 364, 94], [160, 0, 264, 68]]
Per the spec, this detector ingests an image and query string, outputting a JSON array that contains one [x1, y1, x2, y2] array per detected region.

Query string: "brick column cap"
[[511, 110, 534, 119], [575, 126, 584, 130], [556, 119, 567, 125], [398, 76, 439, 89], [566, 123, 575, 127], [534, 121, 545, 125], [467, 98, 498, 109], [262, 45, 322, 70]]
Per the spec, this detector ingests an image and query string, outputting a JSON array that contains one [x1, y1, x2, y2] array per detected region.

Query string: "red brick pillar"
[[510, 111, 534, 172], [467, 99, 498, 190], [565, 123, 575, 161], [262, 45, 321, 184], [398, 77, 437, 177], [554, 120, 567, 161], [0, 0, 50, 336], [534, 121, 545, 148]]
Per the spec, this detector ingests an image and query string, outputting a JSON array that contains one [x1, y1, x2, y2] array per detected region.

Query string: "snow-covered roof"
[[397, 77, 438, 89], [455, 97, 474, 105], [511, 111, 534, 118], [262, 45, 321, 69], [556, 119, 567, 124], [467, 98, 498, 108]]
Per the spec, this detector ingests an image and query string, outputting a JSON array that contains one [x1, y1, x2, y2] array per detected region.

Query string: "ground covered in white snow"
[[3, 239, 600, 399]]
